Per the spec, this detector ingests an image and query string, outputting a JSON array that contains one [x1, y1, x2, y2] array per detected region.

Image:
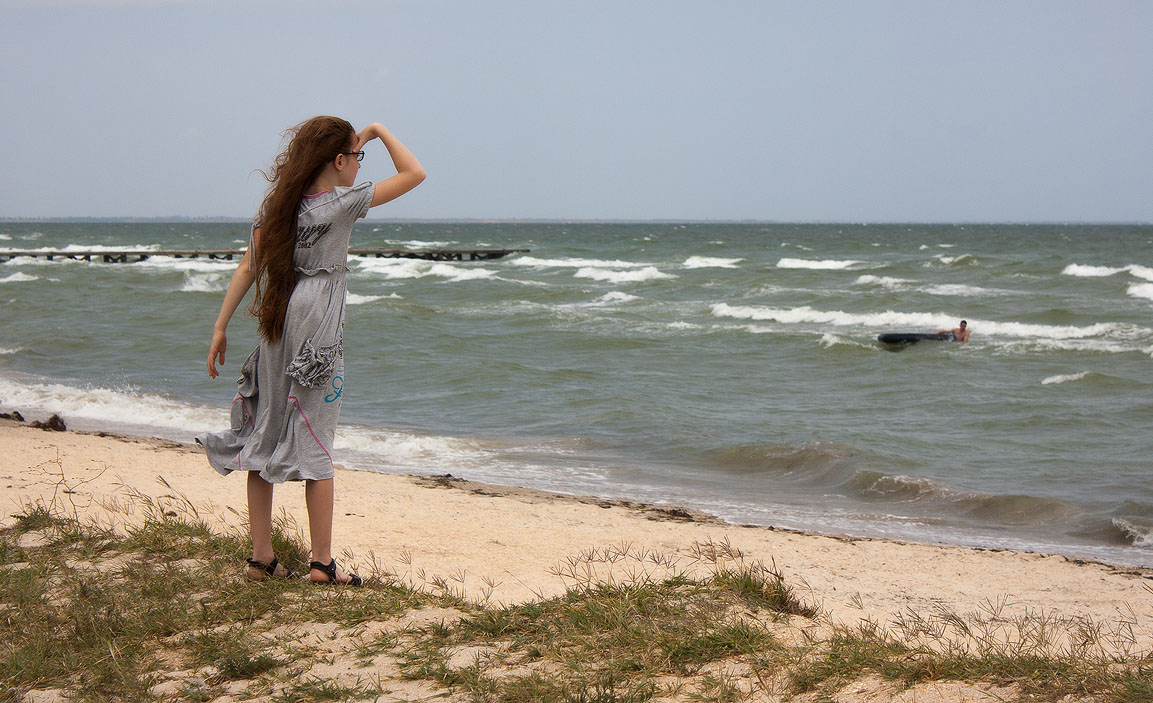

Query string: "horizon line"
[[2, 216, 1151, 226]]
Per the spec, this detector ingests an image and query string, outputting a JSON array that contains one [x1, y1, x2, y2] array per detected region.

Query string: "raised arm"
[[206, 243, 258, 378], [355, 123, 426, 208]]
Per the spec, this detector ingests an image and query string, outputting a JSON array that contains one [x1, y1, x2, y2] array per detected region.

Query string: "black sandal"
[[309, 558, 363, 587], [245, 556, 292, 581]]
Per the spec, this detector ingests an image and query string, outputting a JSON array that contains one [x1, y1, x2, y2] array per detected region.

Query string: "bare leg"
[[305, 477, 353, 583], [248, 471, 276, 564]]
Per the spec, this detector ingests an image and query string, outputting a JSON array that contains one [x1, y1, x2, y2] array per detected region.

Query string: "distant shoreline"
[[2, 217, 1151, 226]]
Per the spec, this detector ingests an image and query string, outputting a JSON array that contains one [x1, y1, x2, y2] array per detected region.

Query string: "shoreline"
[[3, 418, 1152, 646]]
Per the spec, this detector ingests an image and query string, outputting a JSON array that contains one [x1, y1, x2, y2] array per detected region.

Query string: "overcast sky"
[[2, 0, 1150, 222]]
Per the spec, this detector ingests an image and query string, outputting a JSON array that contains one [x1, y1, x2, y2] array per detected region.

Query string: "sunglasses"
[[342, 151, 365, 162]]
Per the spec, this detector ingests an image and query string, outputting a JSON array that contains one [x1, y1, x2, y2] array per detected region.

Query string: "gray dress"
[[197, 182, 374, 483]]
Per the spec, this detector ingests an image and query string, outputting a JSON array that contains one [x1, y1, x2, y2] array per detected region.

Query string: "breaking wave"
[[777, 257, 865, 270]]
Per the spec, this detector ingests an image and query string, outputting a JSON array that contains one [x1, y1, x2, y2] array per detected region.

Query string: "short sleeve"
[[346, 181, 374, 220]]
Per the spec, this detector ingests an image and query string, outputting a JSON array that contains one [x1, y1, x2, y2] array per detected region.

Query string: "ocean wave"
[[951, 492, 1081, 526], [509, 256, 653, 269], [574, 266, 675, 283], [1131, 265, 1153, 281], [849, 471, 1084, 526], [135, 257, 239, 274], [0, 243, 161, 254], [351, 258, 428, 279], [1111, 518, 1153, 547], [1042, 371, 1089, 385], [0, 234, 10, 241], [1062, 263, 1127, 277], [706, 441, 864, 484], [179, 272, 227, 292], [346, 292, 400, 305], [382, 239, 458, 247], [710, 303, 1145, 341], [683, 256, 743, 269], [928, 253, 976, 266], [0, 347, 20, 355], [575, 292, 641, 307], [334, 426, 489, 470], [351, 257, 498, 282], [0, 374, 497, 475], [1063, 263, 1153, 281], [1, 272, 38, 283], [777, 257, 865, 270], [847, 471, 951, 502], [1128, 283, 1153, 300], [854, 277, 999, 298], [426, 263, 498, 281], [0, 376, 228, 438], [923, 284, 997, 297], [818, 333, 872, 350], [995, 338, 1153, 357], [855, 275, 913, 290]]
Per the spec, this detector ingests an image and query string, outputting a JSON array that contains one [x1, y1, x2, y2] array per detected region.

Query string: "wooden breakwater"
[[0, 248, 530, 264]]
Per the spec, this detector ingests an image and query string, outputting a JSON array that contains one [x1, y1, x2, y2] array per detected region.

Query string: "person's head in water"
[[960, 320, 967, 329]]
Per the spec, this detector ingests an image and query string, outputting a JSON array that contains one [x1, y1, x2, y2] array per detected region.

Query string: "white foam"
[[1112, 518, 1153, 547], [819, 333, 870, 349], [586, 292, 641, 306], [1062, 264, 1125, 277], [0, 244, 161, 254], [928, 254, 974, 266], [351, 257, 429, 279], [0, 234, 10, 241], [1042, 372, 1089, 385], [179, 272, 227, 292], [855, 275, 912, 290], [1, 272, 38, 283], [683, 256, 743, 269], [426, 263, 498, 281], [0, 374, 498, 472], [384, 239, 458, 248], [510, 256, 653, 269], [923, 284, 993, 297], [1128, 266, 1153, 282], [1062, 263, 1153, 281], [346, 292, 399, 305], [1128, 283, 1153, 301], [710, 303, 1142, 340], [0, 347, 20, 355], [334, 426, 487, 469], [574, 266, 674, 283], [777, 258, 865, 270], [0, 376, 228, 439], [136, 257, 239, 274], [349, 257, 499, 283]]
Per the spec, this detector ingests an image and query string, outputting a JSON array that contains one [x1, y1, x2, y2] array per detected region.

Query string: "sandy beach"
[[4, 419, 1150, 644]]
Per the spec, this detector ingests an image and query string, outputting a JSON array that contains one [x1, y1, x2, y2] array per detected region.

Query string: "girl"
[[198, 116, 425, 585]]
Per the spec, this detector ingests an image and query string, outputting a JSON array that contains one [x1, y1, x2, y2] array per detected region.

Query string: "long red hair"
[[249, 116, 355, 343]]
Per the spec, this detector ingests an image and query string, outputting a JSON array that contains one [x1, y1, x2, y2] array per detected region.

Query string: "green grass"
[[2, 497, 1151, 703]]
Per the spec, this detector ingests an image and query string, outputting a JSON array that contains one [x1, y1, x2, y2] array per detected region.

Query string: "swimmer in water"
[[937, 320, 970, 343]]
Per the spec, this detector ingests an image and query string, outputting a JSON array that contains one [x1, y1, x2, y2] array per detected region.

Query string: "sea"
[[1, 221, 1151, 566]]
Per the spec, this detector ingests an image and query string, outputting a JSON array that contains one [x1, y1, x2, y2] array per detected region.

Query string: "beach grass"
[[2, 493, 1151, 703]]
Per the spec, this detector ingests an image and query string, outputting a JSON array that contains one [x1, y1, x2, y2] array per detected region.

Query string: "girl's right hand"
[[355, 123, 384, 151], [207, 329, 227, 378]]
